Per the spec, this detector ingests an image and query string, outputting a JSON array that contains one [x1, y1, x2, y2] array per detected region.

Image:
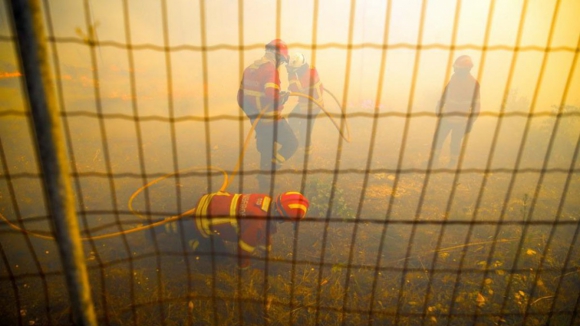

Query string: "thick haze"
[[2, 0, 578, 116], [0, 0, 579, 190]]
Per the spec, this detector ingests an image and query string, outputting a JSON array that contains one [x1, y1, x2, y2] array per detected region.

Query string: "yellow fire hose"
[[0, 91, 351, 241]]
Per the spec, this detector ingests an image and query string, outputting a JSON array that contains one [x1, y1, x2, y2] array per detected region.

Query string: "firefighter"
[[148, 191, 309, 270], [431, 55, 481, 167], [286, 52, 324, 154], [237, 39, 298, 192]]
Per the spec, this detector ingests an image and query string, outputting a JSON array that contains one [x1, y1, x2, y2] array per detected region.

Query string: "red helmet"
[[265, 39, 289, 63], [275, 192, 309, 221], [453, 55, 473, 69]]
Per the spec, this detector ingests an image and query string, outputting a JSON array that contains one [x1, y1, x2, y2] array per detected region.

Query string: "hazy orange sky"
[[1, 0, 579, 116]]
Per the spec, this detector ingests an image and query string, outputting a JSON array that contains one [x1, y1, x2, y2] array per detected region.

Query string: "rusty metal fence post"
[[9, 0, 97, 325]]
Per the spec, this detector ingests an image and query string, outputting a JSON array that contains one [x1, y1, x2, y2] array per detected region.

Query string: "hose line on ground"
[[2, 90, 351, 241]]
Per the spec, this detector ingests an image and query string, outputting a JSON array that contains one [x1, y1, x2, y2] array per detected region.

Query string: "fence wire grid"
[[0, 0, 579, 325]]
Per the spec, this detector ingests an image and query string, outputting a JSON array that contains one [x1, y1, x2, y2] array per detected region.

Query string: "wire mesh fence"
[[1, 0, 579, 325]]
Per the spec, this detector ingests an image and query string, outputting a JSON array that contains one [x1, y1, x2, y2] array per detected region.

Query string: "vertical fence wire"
[[119, 0, 150, 322], [464, 1, 532, 323], [313, 0, 357, 324], [197, 2, 221, 326], [235, 1, 245, 321], [366, 1, 393, 323], [290, 1, 322, 324], [235, 2, 247, 324], [40, 0, 109, 324], [444, 1, 496, 324], [496, 0, 562, 320], [85, 0, 151, 323], [521, 28, 580, 326], [419, 0, 466, 322], [338, 0, 363, 323], [393, 1, 431, 323], [0, 138, 35, 326], [158, 2, 195, 325]]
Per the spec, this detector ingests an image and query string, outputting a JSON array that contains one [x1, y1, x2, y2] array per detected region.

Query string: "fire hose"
[[0, 91, 351, 240]]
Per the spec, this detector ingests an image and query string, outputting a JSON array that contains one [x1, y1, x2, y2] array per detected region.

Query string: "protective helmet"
[[289, 52, 307, 68], [453, 55, 473, 69], [265, 39, 289, 63], [275, 192, 309, 221]]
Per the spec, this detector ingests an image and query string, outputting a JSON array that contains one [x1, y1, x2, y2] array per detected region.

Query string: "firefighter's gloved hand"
[[280, 91, 290, 105]]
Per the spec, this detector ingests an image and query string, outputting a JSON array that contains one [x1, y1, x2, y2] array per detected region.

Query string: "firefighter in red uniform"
[[431, 55, 481, 167], [286, 53, 324, 154], [237, 39, 298, 192], [149, 191, 309, 269]]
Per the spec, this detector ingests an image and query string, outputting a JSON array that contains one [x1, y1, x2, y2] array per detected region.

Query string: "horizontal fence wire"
[[0, 0, 579, 325], [3, 34, 580, 52]]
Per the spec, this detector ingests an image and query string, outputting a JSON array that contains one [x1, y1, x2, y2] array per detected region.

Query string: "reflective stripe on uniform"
[[294, 76, 323, 104], [239, 240, 255, 253], [240, 88, 264, 97], [197, 192, 228, 232], [200, 215, 214, 237], [227, 194, 241, 233], [311, 81, 324, 101], [195, 218, 209, 238], [310, 80, 322, 90], [288, 203, 307, 213], [195, 193, 215, 237], [209, 217, 236, 226], [195, 193, 241, 237], [230, 218, 239, 233], [229, 193, 241, 216], [197, 219, 211, 238], [207, 217, 238, 235], [261, 196, 271, 212], [264, 82, 280, 90], [196, 193, 214, 216], [240, 88, 265, 113]]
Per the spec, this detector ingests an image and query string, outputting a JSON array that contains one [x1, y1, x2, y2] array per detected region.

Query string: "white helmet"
[[289, 52, 307, 68]]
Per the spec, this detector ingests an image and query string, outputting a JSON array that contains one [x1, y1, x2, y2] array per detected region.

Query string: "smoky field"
[[1, 94, 579, 325]]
